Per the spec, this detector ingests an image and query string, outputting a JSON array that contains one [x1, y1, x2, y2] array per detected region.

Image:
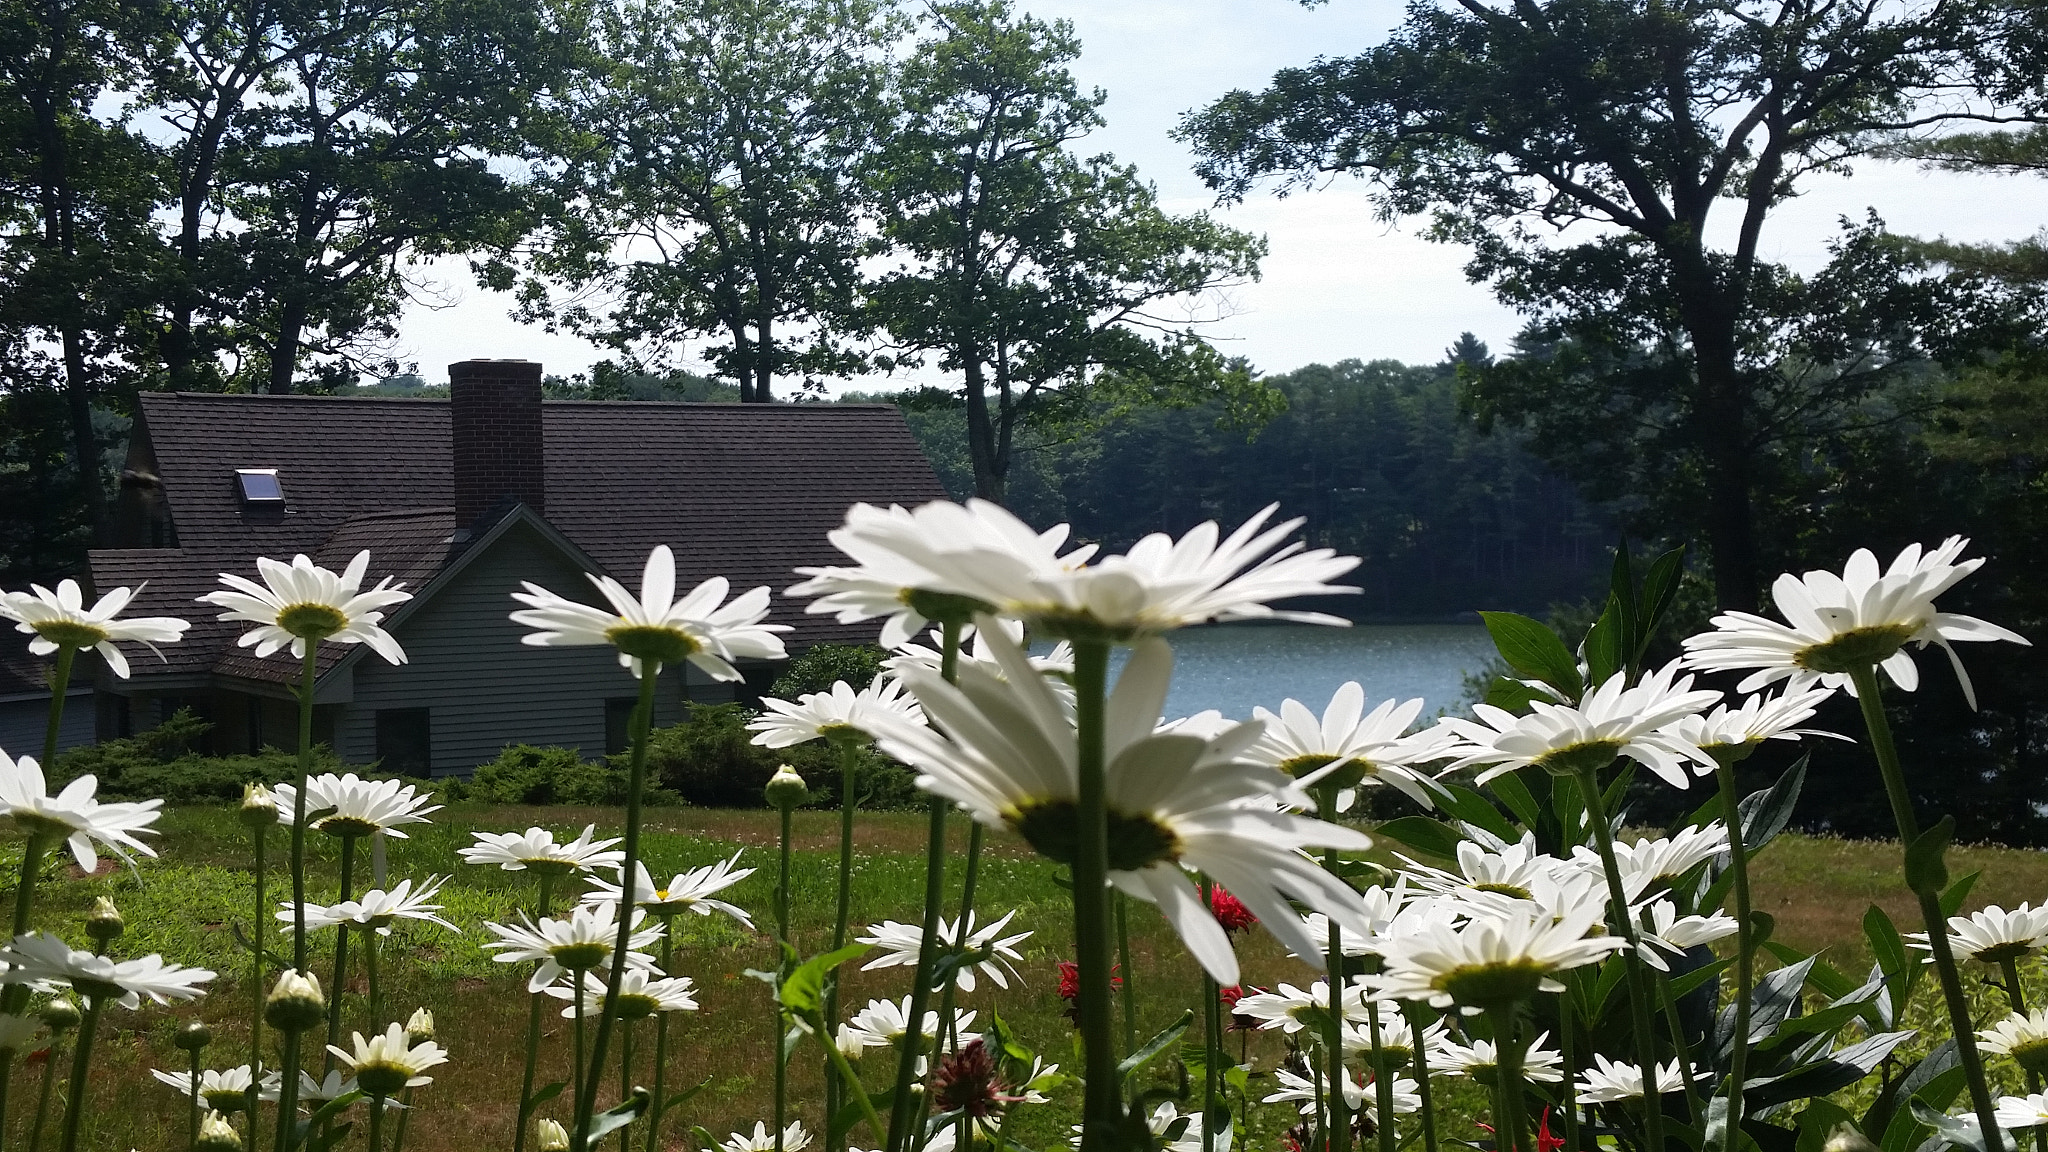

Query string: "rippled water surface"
[[1100, 623, 1498, 720]]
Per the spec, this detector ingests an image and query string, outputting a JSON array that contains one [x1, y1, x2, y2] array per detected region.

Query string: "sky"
[[392, 0, 2048, 387]]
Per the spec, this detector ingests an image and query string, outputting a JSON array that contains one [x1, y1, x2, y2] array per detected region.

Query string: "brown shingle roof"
[[90, 395, 946, 683]]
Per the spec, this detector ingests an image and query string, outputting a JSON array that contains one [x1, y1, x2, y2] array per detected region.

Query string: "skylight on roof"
[[236, 468, 285, 503]]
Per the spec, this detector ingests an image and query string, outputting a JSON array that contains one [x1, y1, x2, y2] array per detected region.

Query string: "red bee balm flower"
[[1056, 961, 1121, 1002], [1209, 885, 1257, 933], [931, 1039, 1022, 1120]]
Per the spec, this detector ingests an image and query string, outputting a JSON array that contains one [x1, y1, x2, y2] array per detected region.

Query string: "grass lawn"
[[9, 804, 2047, 1151]]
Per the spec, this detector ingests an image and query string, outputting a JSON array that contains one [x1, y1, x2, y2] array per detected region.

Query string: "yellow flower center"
[[276, 602, 349, 641], [604, 623, 700, 665], [1010, 801, 1181, 872], [32, 619, 108, 649], [1793, 623, 1920, 675]]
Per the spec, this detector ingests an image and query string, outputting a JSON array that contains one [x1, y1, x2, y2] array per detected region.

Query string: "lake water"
[[1101, 623, 1499, 720]]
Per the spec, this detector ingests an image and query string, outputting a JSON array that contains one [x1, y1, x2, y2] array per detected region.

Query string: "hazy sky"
[[394, 0, 2048, 386]]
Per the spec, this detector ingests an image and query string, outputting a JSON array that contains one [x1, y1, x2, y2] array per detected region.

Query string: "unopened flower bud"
[[765, 764, 809, 811], [240, 784, 280, 830], [175, 1020, 212, 1052], [535, 1119, 570, 1152], [1824, 1124, 1879, 1152], [85, 896, 124, 945], [264, 970, 326, 1033], [195, 1110, 243, 1151], [405, 1007, 434, 1045], [40, 999, 79, 1032]]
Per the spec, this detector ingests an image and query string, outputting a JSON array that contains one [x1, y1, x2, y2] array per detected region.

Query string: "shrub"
[[639, 703, 922, 809], [769, 643, 888, 698], [465, 744, 676, 806], [49, 708, 346, 804]]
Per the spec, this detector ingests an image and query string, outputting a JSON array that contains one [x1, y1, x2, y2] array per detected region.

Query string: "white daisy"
[[201, 551, 410, 664], [1337, 1008, 1449, 1062], [1247, 682, 1446, 810], [883, 620, 1077, 683], [583, 853, 756, 929], [282, 876, 461, 936], [748, 677, 926, 748], [459, 825, 624, 876], [1635, 901, 1740, 971], [718, 1121, 812, 1152], [510, 544, 788, 680], [0, 1013, 39, 1053], [1, 579, 188, 678], [1299, 876, 1418, 961], [1663, 688, 1844, 763], [790, 501, 1099, 648], [1431, 1032, 1566, 1082], [271, 772, 439, 839], [1680, 538, 2030, 709], [1434, 661, 1722, 787], [1375, 903, 1627, 1012], [839, 996, 977, 1055], [1908, 904, 2048, 965], [1577, 1053, 1699, 1102], [1996, 1093, 2048, 1130], [0, 932, 213, 1008], [544, 967, 698, 1019], [326, 1021, 449, 1096], [1980, 1009, 2048, 1074], [481, 903, 662, 992], [874, 622, 1376, 984], [0, 750, 161, 869], [1263, 1067, 1420, 1119], [151, 1065, 258, 1112], [260, 1068, 365, 1108], [1570, 824, 1730, 902], [1233, 979, 1370, 1033], [1129, 1101, 1228, 1152], [1403, 832, 1588, 907], [856, 909, 1031, 992]]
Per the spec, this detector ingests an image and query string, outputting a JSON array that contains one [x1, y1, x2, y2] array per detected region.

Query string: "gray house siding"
[[0, 689, 94, 762], [336, 523, 687, 776]]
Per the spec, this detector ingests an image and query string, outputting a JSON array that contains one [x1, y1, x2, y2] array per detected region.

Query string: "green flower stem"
[[775, 802, 793, 1152], [573, 965, 590, 1146], [272, 1031, 302, 1152], [391, 1087, 416, 1152], [514, 873, 557, 1152], [291, 647, 316, 970], [1575, 764, 1667, 1152], [823, 737, 860, 1152], [40, 643, 74, 769], [1711, 753, 1756, 1149], [575, 665, 658, 1151], [248, 823, 268, 1144], [1998, 959, 2042, 1152], [813, 1006, 886, 1145], [27, 1030, 62, 1152], [1487, 1005, 1532, 1152], [1407, 1005, 1439, 1152], [55, 995, 103, 1152], [935, 820, 988, 1055], [647, 927, 676, 1152], [1070, 639, 1123, 1152], [1558, 988, 1579, 1152], [365, 929, 381, 1026], [0, 833, 51, 1132], [322, 833, 360, 1072], [1200, 878, 1224, 1152], [190, 1044, 204, 1152], [1315, 790, 1352, 1152], [368, 1094, 386, 1152], [885, 621, 962, 1152], [620, 1019, 635, 1152], [1117, 894, 1136, 1055], [1365, 998, 1398, 1152], [1656, 974, 1703, 1122], [1847, 664, 2004, 1146]]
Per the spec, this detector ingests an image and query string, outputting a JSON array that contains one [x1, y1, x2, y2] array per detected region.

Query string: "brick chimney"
[[450, 359, 545, 528]]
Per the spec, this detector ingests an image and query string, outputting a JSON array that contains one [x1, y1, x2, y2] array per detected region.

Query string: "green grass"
[[6, 806, 2046, 1151]]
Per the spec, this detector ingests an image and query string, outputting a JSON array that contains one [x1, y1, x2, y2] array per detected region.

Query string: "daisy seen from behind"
[[0, 748, 162, 869], [857, 909, 1031, 991], [1375, 901, 1627, 1013], [271, 772, 440, 838], [200, 550, 410, 664], [460, 825, 624, 877], [1, 579, 188, 679], [326, 1020, 449, 1097], [283, 875, 461, 935], [0, 932, 214, 1008], [748, 676, 926, 748], [509, 543, 787, 680], [584, 852, 757, 930], [1681, 537, 2029, 709], [1434, 661, 1721, 788], [482, 902, 662, 992], [1247, 681, 1445, 811]]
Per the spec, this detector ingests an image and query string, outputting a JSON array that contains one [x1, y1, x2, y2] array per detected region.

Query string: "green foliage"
[[460, 744, 675, 807], [48, 709, 341, 804], [641, 704, 919, 810], [769, 643, 888, 697]]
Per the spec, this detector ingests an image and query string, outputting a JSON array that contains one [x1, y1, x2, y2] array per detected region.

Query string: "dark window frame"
[[375, 708, 433, 776]]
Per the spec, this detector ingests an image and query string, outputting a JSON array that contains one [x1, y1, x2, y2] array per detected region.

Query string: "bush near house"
[[642, 702, 920, 810]]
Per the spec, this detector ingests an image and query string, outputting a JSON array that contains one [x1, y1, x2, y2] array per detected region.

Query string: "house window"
[[605, 698, 640, 756], [376, 708, 432, 776], [235, 468, 286, 504]]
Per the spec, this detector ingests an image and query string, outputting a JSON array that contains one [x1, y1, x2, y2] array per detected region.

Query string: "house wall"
[[337, 522, 687, 776], [0, 690, 95, 761]]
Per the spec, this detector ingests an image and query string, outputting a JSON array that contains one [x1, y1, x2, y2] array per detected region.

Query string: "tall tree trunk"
[[268, 297, 307, 394], [1690, 324, 1759, 611], [29, 36, 105, 533], [961, 357, 1004, 504]]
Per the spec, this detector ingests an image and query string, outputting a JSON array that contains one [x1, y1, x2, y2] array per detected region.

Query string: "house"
[[83, 360, 947, 776]]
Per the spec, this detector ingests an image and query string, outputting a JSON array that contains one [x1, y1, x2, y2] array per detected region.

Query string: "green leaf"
[[1668, 957, 1731, 1000], [1372, 816, 1466, 860], [1431, 782, 1519, 842], [661, 1077, 712, 1114], [1488, 771, 1544, 829], [1903, 816, 1954, 895], [1117, 1010, 1192, 1078], [1941, 870, 1982, 918], [1738, 755, 1808, 855], [780, 944, 872, 1014], [1609, 541, 1640, 665], [1479, 611, 1584, 699], [303, 1122, 354, 1152], [1635, 545, 1688, 662], [1796, 1101, 1859, 1152], [828, 1088, 896, 1145], [1582, 597, 1626, 687], [303, 1091, 367, 1131], [1864, 906, 1909, 982], [1484, 675, 1552, 715], [580, 1088, 651, 1144], [526, 1080, 568, 1109]]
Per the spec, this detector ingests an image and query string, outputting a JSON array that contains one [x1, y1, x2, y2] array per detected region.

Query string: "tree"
[[870, 0, 1269, 504], [1181, 0, 2046, 608], [0, 0, 166, 528], [1886, 126, 2048, 282], [522, 0, 894, 403]]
